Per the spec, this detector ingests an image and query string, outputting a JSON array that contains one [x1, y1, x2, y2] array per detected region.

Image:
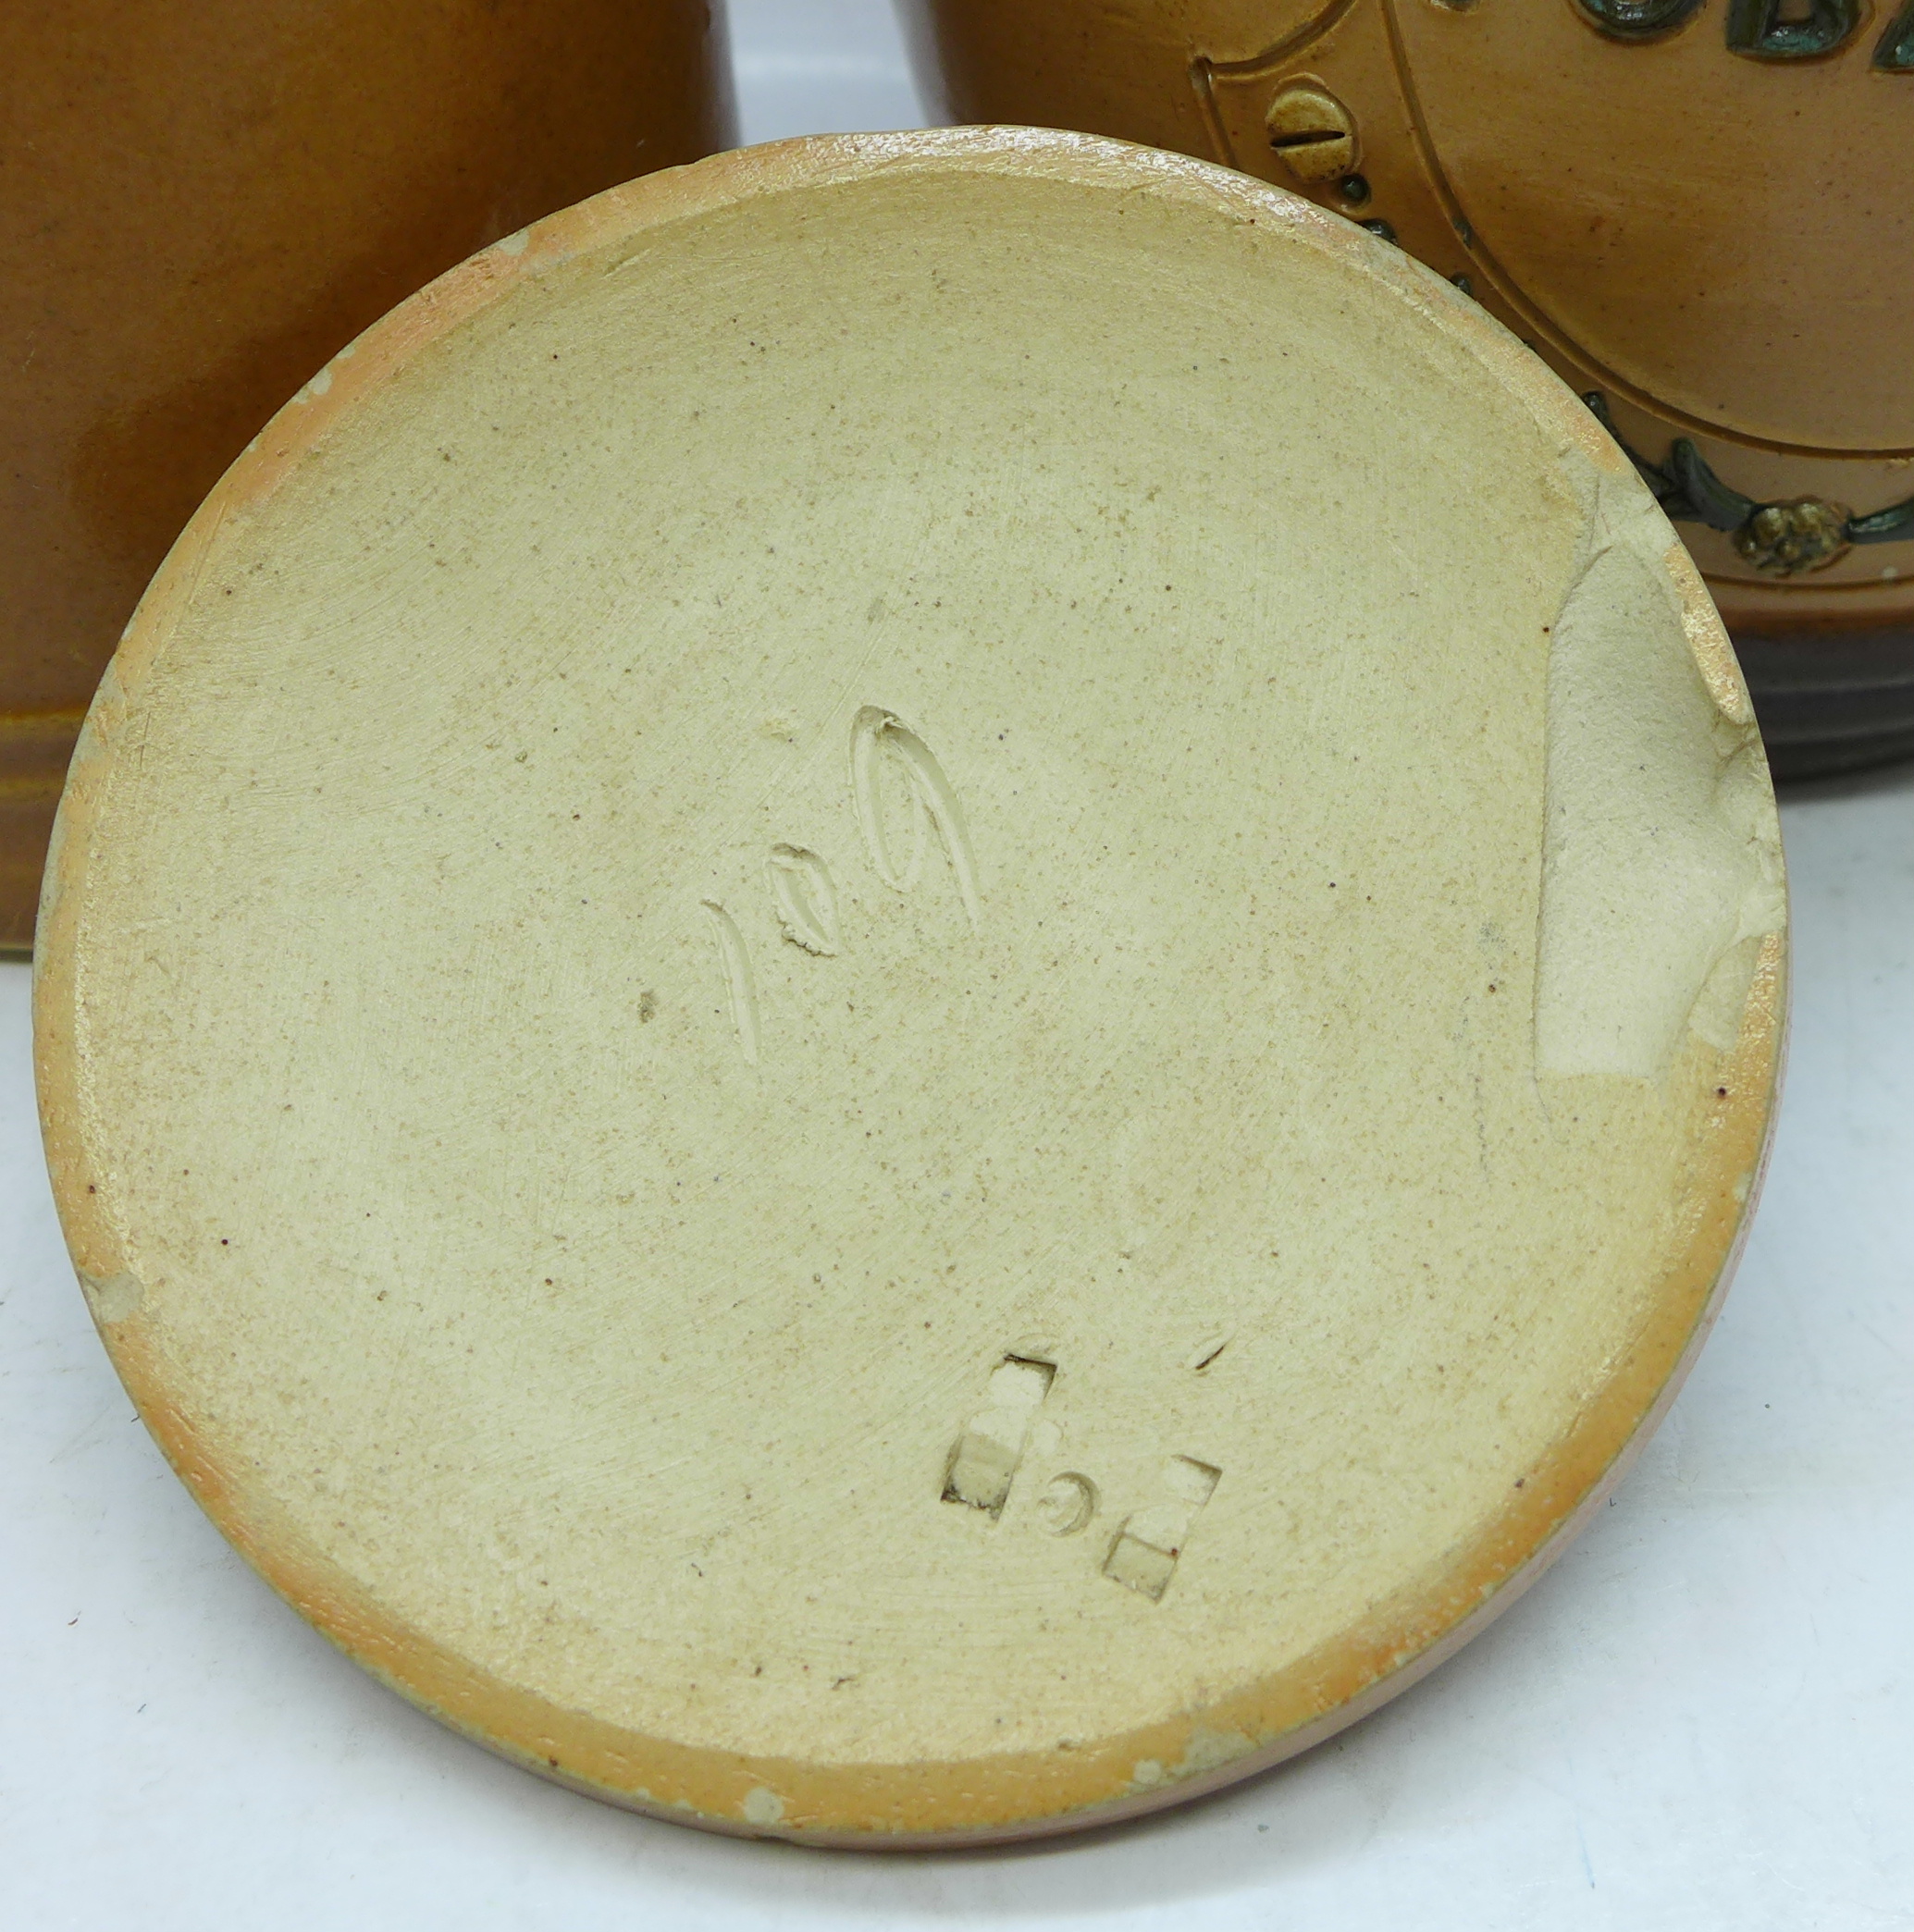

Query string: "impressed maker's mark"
[[701, 708, 980, 1063], [699, 901, 759, 1066], [942, 1355, 1056, 1518], [851, 707, 982, 932], [766, 843, 841, 955], [1104, 1456, 1221, 1603], [940, 1351, 1224, 1604]]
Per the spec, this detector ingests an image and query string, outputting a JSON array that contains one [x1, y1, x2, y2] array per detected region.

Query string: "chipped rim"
[[31, 127, 1789, 1848]]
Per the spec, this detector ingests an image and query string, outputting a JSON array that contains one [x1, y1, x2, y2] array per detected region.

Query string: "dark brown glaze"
[[0, 0, 734, 949]]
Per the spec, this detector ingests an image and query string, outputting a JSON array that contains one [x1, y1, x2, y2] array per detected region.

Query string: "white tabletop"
[[4, 7, 1911, 1925]]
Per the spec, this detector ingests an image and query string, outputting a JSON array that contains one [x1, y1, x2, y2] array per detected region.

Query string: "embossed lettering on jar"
[[903, 0, 1914, 775]]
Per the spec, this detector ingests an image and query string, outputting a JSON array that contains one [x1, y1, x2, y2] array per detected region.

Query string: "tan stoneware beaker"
[[0, 0, 734, 951], [901, 0, 1914, 778]]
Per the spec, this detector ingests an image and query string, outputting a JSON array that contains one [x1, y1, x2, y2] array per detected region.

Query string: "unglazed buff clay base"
[[35, 131, 1785, 1846]]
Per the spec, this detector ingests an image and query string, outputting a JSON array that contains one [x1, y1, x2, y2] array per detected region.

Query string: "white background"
[[4, 4, 1911, 1925]]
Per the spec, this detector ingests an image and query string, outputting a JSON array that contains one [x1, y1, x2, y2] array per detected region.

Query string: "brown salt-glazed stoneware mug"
[[901, 0, 1914, 780], [0, 0, 735, 952]]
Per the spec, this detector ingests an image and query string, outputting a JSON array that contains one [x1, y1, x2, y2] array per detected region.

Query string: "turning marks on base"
[[943, 1356, 1055, 1517], [1104, 1457, 1222, 1603], [767, 844, 840, 955]]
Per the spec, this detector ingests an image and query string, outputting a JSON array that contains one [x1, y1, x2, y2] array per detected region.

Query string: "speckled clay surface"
[[36, 131, 1784, 1844]]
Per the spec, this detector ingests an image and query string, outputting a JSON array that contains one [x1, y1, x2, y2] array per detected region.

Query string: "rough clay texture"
[[35, 133, 1784, 1844], [1535, 481, 1785, 1077]]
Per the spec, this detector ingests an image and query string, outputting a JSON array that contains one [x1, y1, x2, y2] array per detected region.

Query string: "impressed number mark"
[[702, 707, 977, 1063]]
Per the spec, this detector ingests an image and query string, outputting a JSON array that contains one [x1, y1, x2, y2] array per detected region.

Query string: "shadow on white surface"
[[729, 0, 932, 144]]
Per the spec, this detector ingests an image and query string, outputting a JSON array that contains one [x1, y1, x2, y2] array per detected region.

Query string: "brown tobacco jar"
[[0, 0, 734, 951], [903, 0, 1914, 780]]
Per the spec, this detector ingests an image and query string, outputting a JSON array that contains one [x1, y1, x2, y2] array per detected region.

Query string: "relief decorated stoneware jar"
[[0, 0, 734, 952], [902, 0, 1914, 779]]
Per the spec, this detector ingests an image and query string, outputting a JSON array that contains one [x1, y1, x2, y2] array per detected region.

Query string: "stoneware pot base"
[[35, 132, 1786, 1846]]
